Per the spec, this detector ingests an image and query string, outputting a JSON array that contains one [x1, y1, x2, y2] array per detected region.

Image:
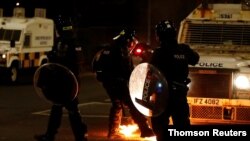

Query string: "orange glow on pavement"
[[143, 136, 157, 141], [119, 124, 138, 137], [119, 124, 157, 141]]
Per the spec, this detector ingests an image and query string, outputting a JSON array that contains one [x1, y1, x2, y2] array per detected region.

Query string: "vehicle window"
[[24, 35, 30, 47], [0, 29, 21, 41]]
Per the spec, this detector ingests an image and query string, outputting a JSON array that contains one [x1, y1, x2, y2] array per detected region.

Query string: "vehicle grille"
[[181, 21, 250, 46], [236, 107, 250, 121], [190, 105, 250, 122], [188, 69, 250, 123], [188, 69, 232, 98], [191, 106, 222, 119]]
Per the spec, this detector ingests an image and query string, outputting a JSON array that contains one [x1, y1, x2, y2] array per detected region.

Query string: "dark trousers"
[[151, 88, 190, 141], [102, 79, 150, 133], [45, 98, 87, 141]]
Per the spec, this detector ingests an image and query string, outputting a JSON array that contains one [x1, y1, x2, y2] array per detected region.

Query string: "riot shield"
[[33, 63, 78, 105], [129, 63, 168, 117]]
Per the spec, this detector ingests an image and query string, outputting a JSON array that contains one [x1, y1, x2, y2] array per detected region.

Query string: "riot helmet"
[[113, 27, 136, 47], [155, 20, 177, 41], [54, 14, 74, 38]]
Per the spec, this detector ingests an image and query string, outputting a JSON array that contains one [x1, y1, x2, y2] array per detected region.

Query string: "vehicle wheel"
[[9, 65, 18, 83]]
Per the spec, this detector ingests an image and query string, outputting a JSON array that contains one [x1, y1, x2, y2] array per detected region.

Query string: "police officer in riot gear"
[[34, 15, 87, 141], [150, 20, 199, 140], [93, 28, 154, 139]]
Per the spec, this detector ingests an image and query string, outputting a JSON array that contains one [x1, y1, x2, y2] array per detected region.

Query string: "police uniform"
[[34, 15, 87, 141], [95, 29, 154, 139], [150, 20, 199, 141]]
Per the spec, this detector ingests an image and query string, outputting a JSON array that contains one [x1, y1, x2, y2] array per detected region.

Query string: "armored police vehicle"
[[178, 1, 250, 124], [0, 7, 54, 83]]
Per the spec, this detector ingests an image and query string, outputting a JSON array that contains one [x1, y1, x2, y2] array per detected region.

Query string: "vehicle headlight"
[[2, 54, 6, 59], [234, 74, 250, 89]]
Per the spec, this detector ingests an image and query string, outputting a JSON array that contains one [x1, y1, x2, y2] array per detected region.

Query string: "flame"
[[143, 136, 157, 141], [119, 124, 157, 141], [119, 124, 138, 137]]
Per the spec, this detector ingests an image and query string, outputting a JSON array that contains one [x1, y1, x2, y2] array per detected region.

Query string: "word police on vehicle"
[[178, 1, 250, 124]]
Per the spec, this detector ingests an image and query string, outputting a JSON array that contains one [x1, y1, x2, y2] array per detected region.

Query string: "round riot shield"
[[129, 63, 168, 117], [33, 63, 78, 105]]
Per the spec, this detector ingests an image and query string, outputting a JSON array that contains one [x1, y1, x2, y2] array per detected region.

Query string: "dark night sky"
[[0, 0, 240, 61], [0, 0, 134, 27], [0, 0, 201, 62], [0, 0, 199, 46]]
